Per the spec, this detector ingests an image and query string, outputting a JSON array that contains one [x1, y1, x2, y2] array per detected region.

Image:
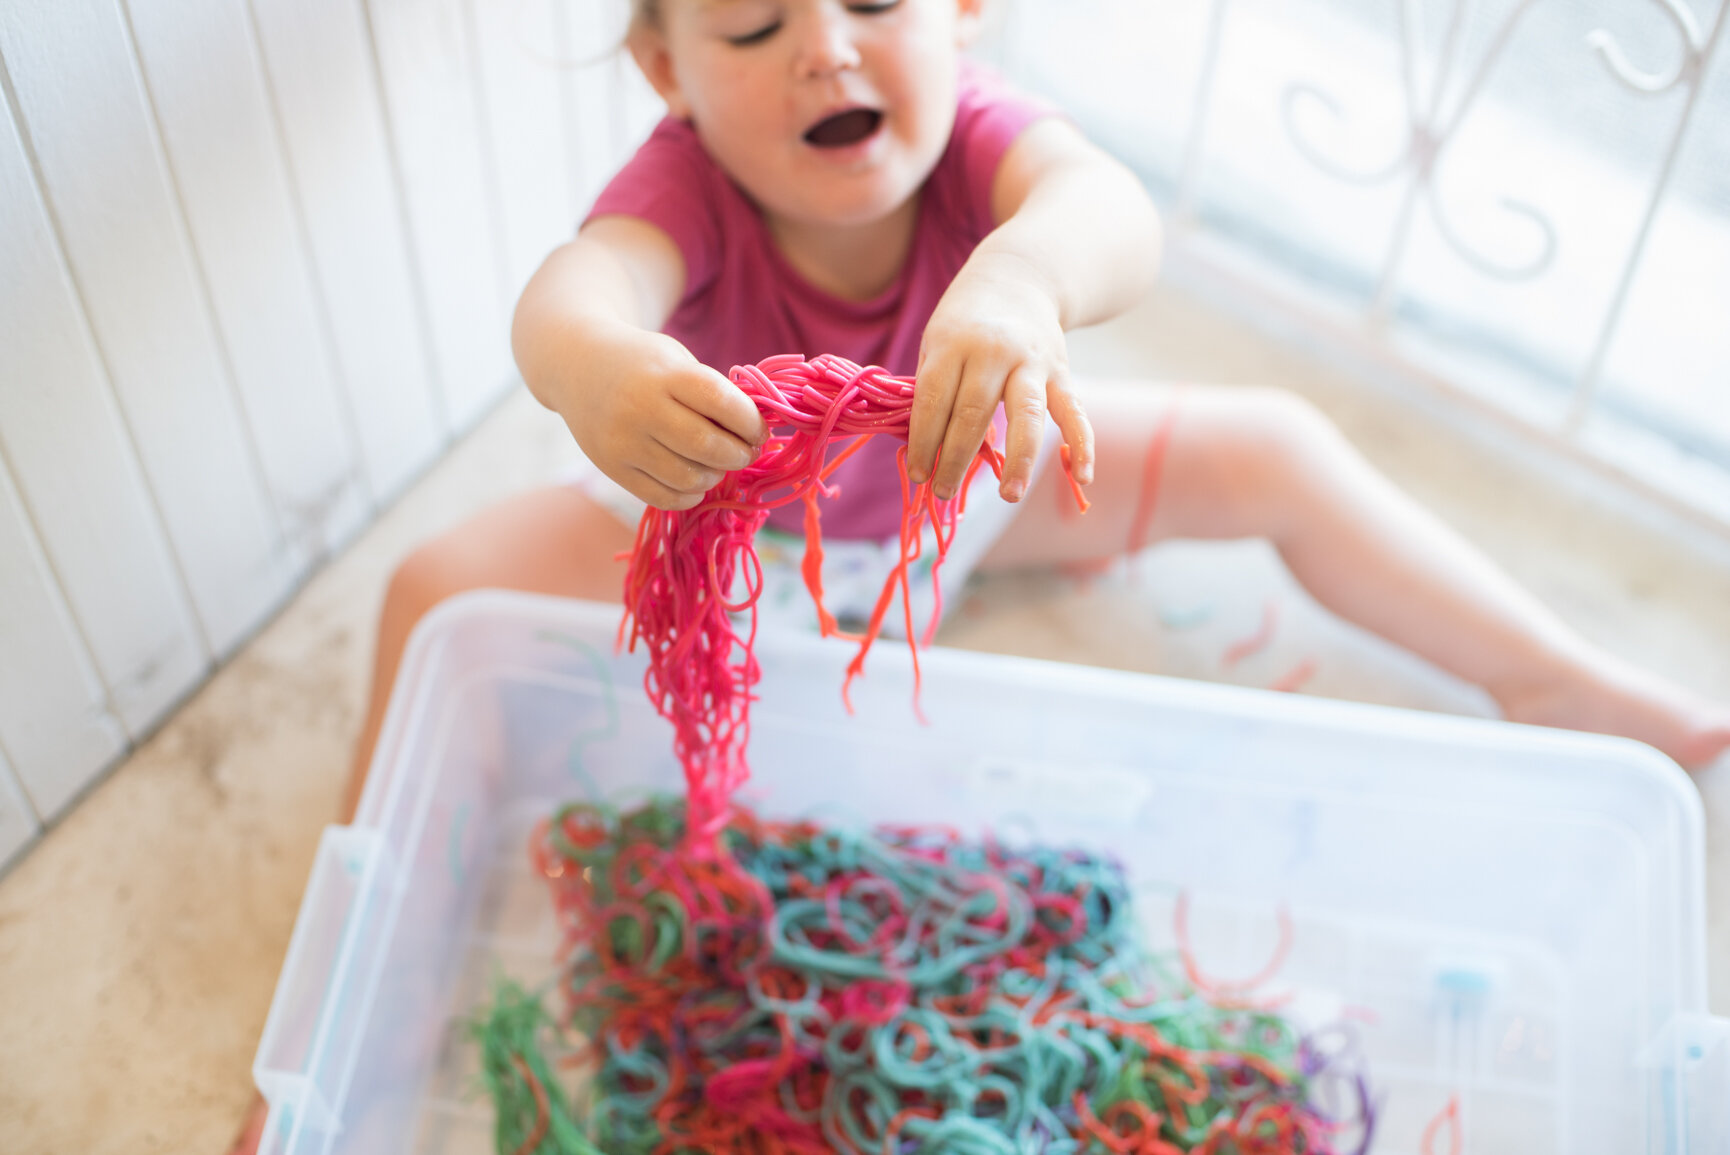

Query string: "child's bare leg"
[[341, 484, 633, 820], [984, 381, 1730, 770]]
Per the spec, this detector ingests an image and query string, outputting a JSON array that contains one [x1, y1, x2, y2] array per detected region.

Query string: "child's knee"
[[1233, 387, 1333, 447], [1225, 389, 1347, 481], [1188, 388, 1348, 528]]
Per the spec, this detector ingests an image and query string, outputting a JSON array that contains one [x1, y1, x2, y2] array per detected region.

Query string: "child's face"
[[632, 0, 982, 230]]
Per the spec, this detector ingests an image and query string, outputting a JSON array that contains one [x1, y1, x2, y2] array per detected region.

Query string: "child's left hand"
[[907, 249, 1094, 503]]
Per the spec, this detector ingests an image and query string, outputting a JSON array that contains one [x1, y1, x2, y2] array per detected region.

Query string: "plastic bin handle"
[[251, 826, 391, 1153], [1640, 1012, 1730, 1153]]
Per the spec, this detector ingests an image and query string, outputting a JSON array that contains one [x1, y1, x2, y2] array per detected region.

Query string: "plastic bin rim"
[[407, 588, 1701, 804], [257, 588, 1721, 1152]]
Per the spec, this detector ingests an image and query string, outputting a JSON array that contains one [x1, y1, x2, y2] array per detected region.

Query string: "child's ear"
[[627, 24, 692, 120]]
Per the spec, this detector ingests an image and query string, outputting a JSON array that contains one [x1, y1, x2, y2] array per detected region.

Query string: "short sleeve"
[[585, 118, 725, 300], [952, 62, 1061, 235]]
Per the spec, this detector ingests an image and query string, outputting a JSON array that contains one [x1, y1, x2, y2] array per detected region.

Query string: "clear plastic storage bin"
[[254, 592, 1728, 1154]]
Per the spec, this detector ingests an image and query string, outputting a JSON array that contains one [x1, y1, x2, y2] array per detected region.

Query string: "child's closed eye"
[[714, 0, 783, 47], [724, 0, 898, 47], [726, 19, 781, 47]]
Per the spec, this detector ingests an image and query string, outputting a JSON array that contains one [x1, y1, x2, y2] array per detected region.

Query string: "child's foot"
[[1496, 656, 1730, 772], [227, 1097, 266, 1155]]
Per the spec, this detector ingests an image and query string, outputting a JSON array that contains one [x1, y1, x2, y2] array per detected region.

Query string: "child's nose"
[[795, 5, 863, 77]]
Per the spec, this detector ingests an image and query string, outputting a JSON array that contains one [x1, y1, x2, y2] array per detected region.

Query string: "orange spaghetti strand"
[[1059, 442, 1092, 515], [1421, 1095, 1462, 1155], [1172, 891, 1295, 1005], [799, 489, 843, 639], [1073, 1091, 1137, 1154], [1268, 657, 1318, 693], [507, 1055, 550, 1155]]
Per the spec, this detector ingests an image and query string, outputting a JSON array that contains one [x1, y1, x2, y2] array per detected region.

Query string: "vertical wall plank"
[[125, 0, 370, 558], [469, 0, 579, 299], [0, 454, 127, 821], [248, 0, 447, 502], [0, 0, 646, 854], [567, 0, 626, 214], [548, 0, 585, 225], [365, 0, 514, 429], [0, 0, 295, 662], [616, 35, 663, 153], [0, 746, 40, 876], [0, 67, 209, 745], [558, 0, 661, 219]]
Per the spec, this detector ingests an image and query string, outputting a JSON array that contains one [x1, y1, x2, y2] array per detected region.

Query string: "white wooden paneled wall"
[[0, 0, 661, 870]]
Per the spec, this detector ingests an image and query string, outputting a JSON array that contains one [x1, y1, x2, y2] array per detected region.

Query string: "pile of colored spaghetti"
[[472, 797, 1374, 1154]]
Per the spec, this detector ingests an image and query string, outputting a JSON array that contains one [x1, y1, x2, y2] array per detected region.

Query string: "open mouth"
[[803, 108, 884, 148]]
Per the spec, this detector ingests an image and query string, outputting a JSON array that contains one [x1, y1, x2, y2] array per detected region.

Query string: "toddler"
[[228, 3, 1727, 1147], [414, 0, 1725, 781]]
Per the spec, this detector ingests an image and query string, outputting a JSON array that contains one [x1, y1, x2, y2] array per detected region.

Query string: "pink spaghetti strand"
[[619, 355, 1087, 853]]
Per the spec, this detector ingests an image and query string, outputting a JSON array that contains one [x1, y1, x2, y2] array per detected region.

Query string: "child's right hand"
[[514, 225, 767, 511], [560, 328, 767, 511]]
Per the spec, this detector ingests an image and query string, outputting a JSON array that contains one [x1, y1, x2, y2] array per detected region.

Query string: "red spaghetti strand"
[[1125, 398, 1182, 555], [1222, 599, 1280, 668]]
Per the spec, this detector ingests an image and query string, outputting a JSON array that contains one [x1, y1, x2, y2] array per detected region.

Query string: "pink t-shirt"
[[586, 65, 1053, 541]]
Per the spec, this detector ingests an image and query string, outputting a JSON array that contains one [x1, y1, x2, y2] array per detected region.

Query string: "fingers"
[[933, 351, 1023, 499], [624, 365, 766, 512], [1046, 372, 1094, 486], [621, 466, 707, 512], [906, 344, 960, 490], [997, 364, 1052, 501], [657, 400, 761, 473], [668, 365, 768, 454], [913, 346, 1064, 502], [630, 439, 726, 509], [911, 340, 1024, 499]]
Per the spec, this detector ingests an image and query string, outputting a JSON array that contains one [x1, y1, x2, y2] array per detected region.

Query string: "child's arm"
[[512, 217, 766, 510], [907, 119, 1162, 503]]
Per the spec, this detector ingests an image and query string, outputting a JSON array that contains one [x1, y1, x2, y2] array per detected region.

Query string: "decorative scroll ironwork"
[[1183, 0, 1722, 429], [1287, 0, 1702, 306], [1587, 0, 1705, 94], [1573, 0, 1718, 427]]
